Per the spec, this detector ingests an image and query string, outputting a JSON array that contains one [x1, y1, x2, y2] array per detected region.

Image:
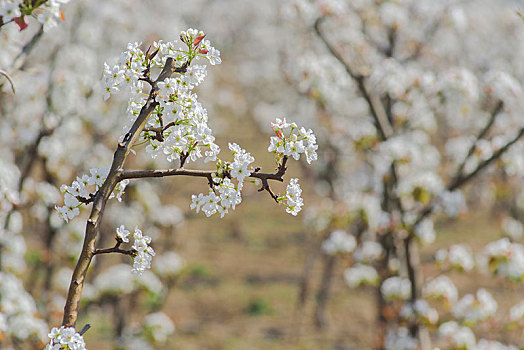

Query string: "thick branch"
[[62, 57, 188, 327]]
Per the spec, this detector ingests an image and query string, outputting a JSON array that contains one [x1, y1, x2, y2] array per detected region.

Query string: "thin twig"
[[120, 160, 288, 183], [0, 69, 15, 93], [94, 247, 134, 256], [412, 126, 524, 229], [78, 324, 91, 335], [76, 194, 95, 205], [449, 127, 524, 191], [121, 156, 288, 202], [454, 101, 503, 178]]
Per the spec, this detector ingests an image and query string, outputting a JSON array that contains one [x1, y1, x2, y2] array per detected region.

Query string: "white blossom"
[[423, 276, 458, 305], [46, 326, 86, 350], [502, 216, 523, 241], [439, 322, 476, 349], [452, 289, 497, 323], [381, 276, 411, 301], [321, 230, 356, 255], [143, 312, 175, 343], [343, 264, 379, 287], [280, 178, 303, 216]]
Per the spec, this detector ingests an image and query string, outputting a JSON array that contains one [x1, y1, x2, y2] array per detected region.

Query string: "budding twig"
[[119, 160, 288, 203]]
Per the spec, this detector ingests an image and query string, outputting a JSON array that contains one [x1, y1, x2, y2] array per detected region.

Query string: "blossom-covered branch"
[[61, 41, 196, 329], [55, 29, 318, 343]]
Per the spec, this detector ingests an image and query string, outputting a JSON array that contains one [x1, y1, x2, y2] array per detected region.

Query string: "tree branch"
[[120, 156, 288, 202], [454, 101, 503, 179], [449, 126, 524, 191], [412, 126, 524, 229], [313, 17, 393, 140], [62, 57, 188, 327], [120, 157, 288, 183], [94, 246, 134, 256]]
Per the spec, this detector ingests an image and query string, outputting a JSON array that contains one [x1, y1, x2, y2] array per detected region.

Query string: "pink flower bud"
[[193, 34, 206, 47]]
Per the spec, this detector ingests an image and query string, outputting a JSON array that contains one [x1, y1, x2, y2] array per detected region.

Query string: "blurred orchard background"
[[3, 0, 524, 349]]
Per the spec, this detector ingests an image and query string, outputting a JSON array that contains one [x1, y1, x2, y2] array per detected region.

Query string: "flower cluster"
[[481, 238, 524, 281], [414, 218, 436, 245], [268, 118, 318, 164], [353, 241, 383, 263], [452, 289, 497, 324], [101, 30, 222, 166], [55, 167, 129, 222], [510, 300, 524, 323], [343, 264, 379, 288], [112, 225, 156, 275], [92, 264, 162, 297], [321, 230, 356, 255], [0, 0, 71, 31], [423, 276, 458, 305], [380, 276, 411, 302], [145, 76, 220, 164], [129, 226, 155, 275], [501, 216, 523, 241], [190, 143, 253, 218], [102, 29, 219, 102], [438, 321, 476, 349], [400, 300, 439, 325], [116, 225, 131, 242], [385, 327, 418, 350], [227, 143, 255, 183], [36, 0, 72, 32], [180, 28, 222, 65], [0, 272, 48, 342], [152, 252, 186, 278], [187, 118, 316, 218], [435, 244, 475, 272], [278, 178, 303, 216], [439, 321, 518, 349], [142, 312, 175, 344], [45, 326, 86, 350]]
